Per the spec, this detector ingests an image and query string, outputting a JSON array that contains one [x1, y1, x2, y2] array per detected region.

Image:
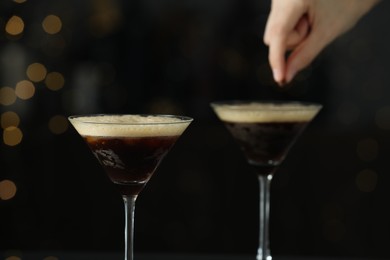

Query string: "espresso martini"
[[212, 102, 321, 175], [211, 101, 321, 260], [69, 114, 193, 260], [69, 114, 192, 195]]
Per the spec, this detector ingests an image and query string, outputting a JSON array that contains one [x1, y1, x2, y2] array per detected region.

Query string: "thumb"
[[284, 31, 329, 83]]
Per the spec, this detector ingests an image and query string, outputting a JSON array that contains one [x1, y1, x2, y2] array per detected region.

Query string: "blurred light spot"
[[146, 98, 182, 115], [375, 106, 390, 130], [26, 63, 47, 82], [42, 15, 62, 34], [3, 126, 23, 146], [13, 0, 27, 3], [1, 111, 20, 129], [322, 220, 346, 242], [0, 87, 17, 106], [356, 169, 378, 193], [43, 256, 59, 260], [15, 80, 35, 100], [337, 102, 360, 125], [356, 138, 378, 162], [5, 256, 21, 260], [88, 0, 123, 37], [5, 16, 24, 36], [48, 115, 68, 134], [45, 72, 65, 91], [0, 180, 17, 200]]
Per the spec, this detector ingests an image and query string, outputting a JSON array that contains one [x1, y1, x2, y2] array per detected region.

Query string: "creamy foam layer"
[[212, 102, 321, 123], [69, 115, 192, 137]]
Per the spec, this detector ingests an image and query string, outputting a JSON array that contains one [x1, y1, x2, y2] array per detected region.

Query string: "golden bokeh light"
[[43, 256, 59, 260], [5, 256, 21, 260], [48, 115, 69, 135], [0, 179, 17, 200], [45, 72, 65, 91], [26, 63, 47, 82], [3, 126, 23, 146], [1, 111, 20, 129], [0, 87, 17, 106], [5, 16, 24, 36], [42, 15, 62, 35], [15, 80, 35, 100], [88, 0, 123, 37], [356, 169, 378, 193]]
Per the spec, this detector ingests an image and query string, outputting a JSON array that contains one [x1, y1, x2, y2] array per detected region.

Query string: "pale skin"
[[263, 0, 381, 86]]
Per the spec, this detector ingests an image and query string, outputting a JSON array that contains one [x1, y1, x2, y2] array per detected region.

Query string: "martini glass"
[[211, 100, 321, 260], [68, 114, 193, 260]]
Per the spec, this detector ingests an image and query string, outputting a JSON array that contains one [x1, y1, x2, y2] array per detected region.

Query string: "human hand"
[[263, 0, 381, 86]]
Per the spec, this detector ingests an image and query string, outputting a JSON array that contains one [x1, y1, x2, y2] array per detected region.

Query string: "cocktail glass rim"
[[210, 99, 323, 111], [68, 114, 194, 125]]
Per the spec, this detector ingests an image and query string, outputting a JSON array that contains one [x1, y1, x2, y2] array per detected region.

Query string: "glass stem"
[[257, 174, 273, 260], [123, 195, 138, 260]]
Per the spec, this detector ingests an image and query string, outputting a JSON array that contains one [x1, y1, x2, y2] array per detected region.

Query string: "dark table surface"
[[1, 252, 387, 260]]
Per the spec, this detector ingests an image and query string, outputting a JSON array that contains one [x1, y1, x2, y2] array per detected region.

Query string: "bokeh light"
[[26, 63, 47, 82], [5, 256, 21, 260], [0, 87, 17, 106], [45, 72, 65, 91], [88, 0, 123, 37], [15, 80, 35, 100], [0, 180, 17, 200], [356, 169, 378, 193], [43, 256, 59, 260], [1, 111, 20, 129], [5, 16, 24, 36], [3, 126, 23, 146], [48, 115, 69, 134], [42, 15, 62, 35]]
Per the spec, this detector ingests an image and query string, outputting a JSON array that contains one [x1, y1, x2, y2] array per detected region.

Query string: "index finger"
[[264, 0, 308, 85]]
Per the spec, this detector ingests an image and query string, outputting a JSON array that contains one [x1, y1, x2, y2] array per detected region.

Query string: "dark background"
[[1, 0, 390, 259]]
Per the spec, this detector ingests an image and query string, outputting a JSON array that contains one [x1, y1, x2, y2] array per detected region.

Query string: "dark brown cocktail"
[[224, 121, 310, 175], [211, 101, 321, 260], [68, 114, 192, 260], [84, 135, 180, 195]]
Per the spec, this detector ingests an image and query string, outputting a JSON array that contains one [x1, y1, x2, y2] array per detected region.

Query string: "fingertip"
[[273, 68, 289, 87], [272, 68, 284, 83]]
